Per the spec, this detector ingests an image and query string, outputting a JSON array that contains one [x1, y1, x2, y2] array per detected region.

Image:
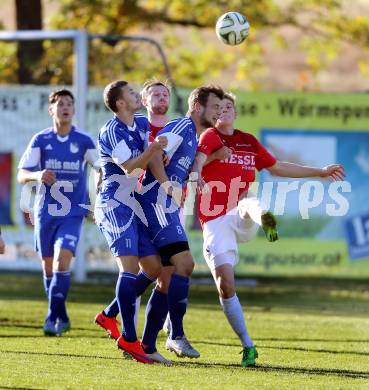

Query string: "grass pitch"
[[0, 273, 368, 389]]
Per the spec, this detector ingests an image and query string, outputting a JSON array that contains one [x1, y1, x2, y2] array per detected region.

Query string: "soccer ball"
[[215, 12, 250, 46]]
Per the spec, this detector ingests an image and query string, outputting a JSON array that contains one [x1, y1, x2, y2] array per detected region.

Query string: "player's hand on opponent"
[[163, 181, 183, 208], [38, 169, 56, 185], [150, 136, 168, 152], [321, 164, 345, 181], [162, 151, 170, 166], [188, 172, 209, 194], [214, 146, 232, 161], [0, 236, 5, 255]]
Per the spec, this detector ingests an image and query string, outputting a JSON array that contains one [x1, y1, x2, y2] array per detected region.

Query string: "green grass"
[[0, 273, 369, 389]]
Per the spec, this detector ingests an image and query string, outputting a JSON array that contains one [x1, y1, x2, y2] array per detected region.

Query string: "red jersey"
[[149, 123, 163, 140], [197, 128, 276, 226]]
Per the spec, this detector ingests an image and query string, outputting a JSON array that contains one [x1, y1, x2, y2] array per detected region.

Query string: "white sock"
[[163, 312, 171, 331], [134, 296, 141, 330], [219, 294, 254, 348], [238, 193, 265, 226]]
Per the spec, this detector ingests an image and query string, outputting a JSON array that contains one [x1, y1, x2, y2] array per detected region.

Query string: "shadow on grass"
[[256, 337, 369, 343], [176, 361, 369, 379], [0, 349, 122, 361], [259, 345, 369, 356], [2, 349, 368, 379], [0, 322, 98, 332], [195, 340, 369, 356]]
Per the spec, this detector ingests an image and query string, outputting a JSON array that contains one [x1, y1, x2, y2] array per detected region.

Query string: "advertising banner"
[[0, 86, 368, 277]]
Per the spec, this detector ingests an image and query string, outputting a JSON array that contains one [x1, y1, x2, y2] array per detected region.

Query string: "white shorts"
[[202, 201, 259, 271]]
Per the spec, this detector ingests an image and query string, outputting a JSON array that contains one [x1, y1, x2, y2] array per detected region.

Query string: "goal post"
[[0, 29, 183, 283], [0, 30, 88, 282], [0, 30, 88, 132]]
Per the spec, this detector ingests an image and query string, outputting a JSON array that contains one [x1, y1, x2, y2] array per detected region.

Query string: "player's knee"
[[145, 262, 162, 280], [140, 255, 162, 279], [156, 279, 169, 293], [155, 276, 168, 293], [180, 258, 194, 277], [42, 263, 53, 277], [218, 278, 235, 299], [188, 259, 195, 275], [53, 257, 71, 272]]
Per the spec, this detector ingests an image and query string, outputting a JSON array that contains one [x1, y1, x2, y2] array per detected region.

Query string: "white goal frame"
[[0, 29, 179, 282], [0, 30, 88, 281]]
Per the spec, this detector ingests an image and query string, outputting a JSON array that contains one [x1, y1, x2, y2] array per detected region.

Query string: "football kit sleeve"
[[158, 132, 183, 159], [111, 139, 132, 166], [83, 135, 101, 170], [255, 140, 277, 170], [18, 134, 41, 170], [198, 129, 223, 156]]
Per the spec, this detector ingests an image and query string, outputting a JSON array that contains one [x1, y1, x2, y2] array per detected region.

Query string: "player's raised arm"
[[122, 135, 167, 175], [267, 161, 345, 181]]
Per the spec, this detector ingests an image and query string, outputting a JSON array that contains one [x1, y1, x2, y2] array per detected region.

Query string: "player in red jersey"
[[192, 93, 345, 367]]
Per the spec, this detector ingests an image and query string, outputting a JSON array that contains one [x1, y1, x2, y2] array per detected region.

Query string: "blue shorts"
[[139, 198, 188, 249], [34, 216, 84, 258], [95, 205, 157, 258]]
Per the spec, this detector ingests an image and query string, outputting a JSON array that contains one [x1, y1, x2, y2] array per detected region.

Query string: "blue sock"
[[43, 276, 52, 299], [116, 272, 137, 342], [168, 273, 189, 339], [136, 270, 155, 296], [47, 272, 70, 322], [141, 289, 168, 354], [103, 299, 119, 318], [103, 270, 155, 318]]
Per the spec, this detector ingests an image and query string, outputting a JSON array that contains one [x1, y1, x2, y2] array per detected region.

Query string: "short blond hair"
[[223, 92, 236, 106]]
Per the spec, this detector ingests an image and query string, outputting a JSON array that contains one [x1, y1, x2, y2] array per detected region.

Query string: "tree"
[[2, 0, 369, 90], [15, 0, 43, 84], [47, 0, 369, 90]]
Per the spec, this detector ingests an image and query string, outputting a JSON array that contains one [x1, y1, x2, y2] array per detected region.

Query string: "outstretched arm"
[[267, 161, 345, 181]]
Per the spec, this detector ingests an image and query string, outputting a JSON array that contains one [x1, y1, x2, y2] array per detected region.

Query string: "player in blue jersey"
[[94, 80, 168, 364], [17, 89, 100, 336], [137, 85, 225, 358]]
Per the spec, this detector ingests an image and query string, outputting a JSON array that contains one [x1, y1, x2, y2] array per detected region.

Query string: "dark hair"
[[48, 89, 74, 105], [188, 85, 224, 112], [103, 80, 128, 113], [141, 79, 170, 99]]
